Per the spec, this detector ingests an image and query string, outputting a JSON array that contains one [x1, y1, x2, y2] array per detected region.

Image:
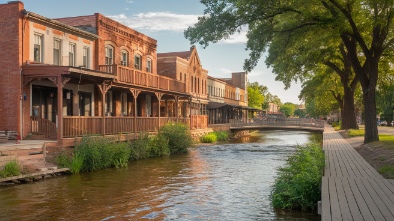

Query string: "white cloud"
[[126, 0, 133, 3], [108, 12, 199, 32], [219, 30, 248, 44], [248, 70, 263, 77], [108, 12, 248, 44]]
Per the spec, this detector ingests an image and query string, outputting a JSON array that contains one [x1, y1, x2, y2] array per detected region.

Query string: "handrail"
[[30, 116, 57, 139], [229, 118, 325, 129]]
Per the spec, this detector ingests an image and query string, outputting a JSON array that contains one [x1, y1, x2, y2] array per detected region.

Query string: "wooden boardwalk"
[[322, 127, 394, 221]]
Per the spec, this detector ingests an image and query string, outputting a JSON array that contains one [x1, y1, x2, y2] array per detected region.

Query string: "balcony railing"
[[99, 65, 186, 93], [63, 116, 194, 138]]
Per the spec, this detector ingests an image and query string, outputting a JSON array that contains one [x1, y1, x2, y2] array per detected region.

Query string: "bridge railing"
[[229, 118, 325, 129]]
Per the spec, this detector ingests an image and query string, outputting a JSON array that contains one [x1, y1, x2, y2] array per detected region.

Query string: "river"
[[0, 130, 321, 221]]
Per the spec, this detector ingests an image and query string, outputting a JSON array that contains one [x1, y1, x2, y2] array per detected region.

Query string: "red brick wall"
[[0, 2, 24, 134], [95, 14, 157, 73]]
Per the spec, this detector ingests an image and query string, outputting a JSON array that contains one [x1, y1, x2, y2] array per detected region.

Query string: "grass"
[[271, 143, 325, 211], [200, 131, 230, 143], [0, 161, 21, 178], [347, 129, 364, 137], [378, 165, 394, 179]]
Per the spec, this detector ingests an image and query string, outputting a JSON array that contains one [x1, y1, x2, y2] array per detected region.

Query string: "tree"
[[376, 68, 394, 125], [280, 103, 296, 117], [185, 0, 394, 143], [294, 109, 306, 118], [247, 82, 265, 109]]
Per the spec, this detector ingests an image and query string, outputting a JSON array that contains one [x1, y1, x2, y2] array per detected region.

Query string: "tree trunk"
[[362, 85, 379, 143], [341, 86, 358, 129]]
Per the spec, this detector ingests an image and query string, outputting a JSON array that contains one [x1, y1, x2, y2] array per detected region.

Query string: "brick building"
[[0, 1, 249, 143], [0, 1, 193, 144], [157, 46, 209, 129]]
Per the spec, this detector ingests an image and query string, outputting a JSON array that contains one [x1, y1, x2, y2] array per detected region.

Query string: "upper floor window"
[[146, 58, 152, 73], [105, 46, 114, 65], [121, 50, 128, 66], [69, 43, 76, 66], [34, 34, 43, 62], [53, 38, 61, 65], [83, 47, 90, 69], [134, 54, 142, 70]]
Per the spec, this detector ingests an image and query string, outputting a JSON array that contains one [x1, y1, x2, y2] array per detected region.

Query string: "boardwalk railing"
[[229, 118, 325, 129]]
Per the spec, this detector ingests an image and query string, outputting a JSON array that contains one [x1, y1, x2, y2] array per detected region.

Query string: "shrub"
[[73, 136, 131, 172], [214, 131, 229, 141], [159, 122, 193, 154], [0, 161, 21, 178], [271, 143, 325, 211], [130, 133, 170, 160], [69, 153, 83, 174], [200, 133, 217, 143]]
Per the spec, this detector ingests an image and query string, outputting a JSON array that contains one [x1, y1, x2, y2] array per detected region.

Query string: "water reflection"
[[0, 130, 321, 221]]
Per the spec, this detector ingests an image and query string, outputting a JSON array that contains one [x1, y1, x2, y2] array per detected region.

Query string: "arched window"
[[105, 45, 114, 65], [121, 50, 128, 66]]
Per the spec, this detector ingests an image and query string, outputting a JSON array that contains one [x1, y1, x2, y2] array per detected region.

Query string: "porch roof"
[[22, 65, 117, 81]]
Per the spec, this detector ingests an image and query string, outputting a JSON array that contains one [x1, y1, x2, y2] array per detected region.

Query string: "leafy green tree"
[[247, 82, 265, 109], [294, 109, 306, 118], [280, 103, 295, 117], [185, 0, 394, 143], [377, 68, 394, 125]]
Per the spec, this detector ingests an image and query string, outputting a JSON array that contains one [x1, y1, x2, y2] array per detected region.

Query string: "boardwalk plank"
[[359, 178, 393, 219], [329, 177, 342, 221], [341, 177, 364, 221], [335, 177, 352, 220], [347, 178, 375, 221]]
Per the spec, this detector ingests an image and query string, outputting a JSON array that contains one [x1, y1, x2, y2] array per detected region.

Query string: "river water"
[[0, 130, 321, 221]]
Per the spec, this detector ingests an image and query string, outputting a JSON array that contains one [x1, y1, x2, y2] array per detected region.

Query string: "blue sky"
[[10, 0, 302, 104]]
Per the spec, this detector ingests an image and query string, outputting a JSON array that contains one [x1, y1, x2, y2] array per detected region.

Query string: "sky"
[[9, 0, 303, 104]]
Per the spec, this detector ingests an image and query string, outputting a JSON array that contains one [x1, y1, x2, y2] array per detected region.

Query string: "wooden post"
[[57, 76, 63, 142], [154, 92, 163, 130], [98, 81, 112, 136], [174, 96, 179, 122], [130, 89, 140, 134]]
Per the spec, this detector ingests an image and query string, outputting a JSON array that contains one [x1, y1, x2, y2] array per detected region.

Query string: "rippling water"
[[0, 130, 321, 221]]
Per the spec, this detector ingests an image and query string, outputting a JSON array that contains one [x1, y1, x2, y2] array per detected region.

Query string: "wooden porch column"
[[49, 76, 70, 142], [98, 81, 112, 136], [130, 89, 140, 134], [174, 96, 179, 122], [57, 77, 63, 142], [155, 92, 163, 130]]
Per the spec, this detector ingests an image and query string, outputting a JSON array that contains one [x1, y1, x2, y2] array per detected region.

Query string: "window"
[[121, 50, 128, 66], [53, 39, 61, 65], [83, 47, 89, 68], [121, 93, 128, 116], [134, 54, 142, 70], [146, 58, 152, 73], [105, 46, 114, 65], [34, 34, 43, 62], [69, 43, 76, 66]]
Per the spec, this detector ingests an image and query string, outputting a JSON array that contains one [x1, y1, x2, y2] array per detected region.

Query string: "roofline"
[[26, 11, 99, 40]]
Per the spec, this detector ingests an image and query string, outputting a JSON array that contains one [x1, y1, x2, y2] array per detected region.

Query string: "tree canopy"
[[185, 0, 394, 143]]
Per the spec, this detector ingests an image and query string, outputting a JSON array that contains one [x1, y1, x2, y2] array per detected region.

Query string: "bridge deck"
[[322, 127, 394, 221]]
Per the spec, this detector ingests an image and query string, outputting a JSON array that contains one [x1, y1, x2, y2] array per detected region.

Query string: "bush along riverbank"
[[200, 131, 229, 143], [57, 122, 194, 174], [271, 143, 325, 211]]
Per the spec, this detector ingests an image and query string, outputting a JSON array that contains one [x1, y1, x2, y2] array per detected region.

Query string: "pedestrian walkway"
[[321, 126, 394, 220]]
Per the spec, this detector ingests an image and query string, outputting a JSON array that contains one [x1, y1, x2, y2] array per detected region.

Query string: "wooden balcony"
[[99, 65, 186, 93]]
